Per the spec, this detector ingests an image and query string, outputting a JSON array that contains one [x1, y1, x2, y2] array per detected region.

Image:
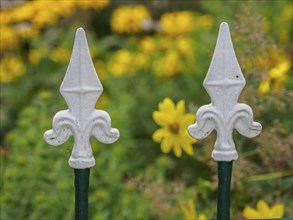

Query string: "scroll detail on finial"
[[188, 22, 262, 161], [44, 28, 120, 169]]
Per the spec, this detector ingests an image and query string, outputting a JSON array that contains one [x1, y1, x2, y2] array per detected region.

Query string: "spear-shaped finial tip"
[[74, 27, 87, 44], [218, 21, 230, 37], [76, 27, 85, 35], [220, 21, 229, 28], [218, 22, 230, 39]]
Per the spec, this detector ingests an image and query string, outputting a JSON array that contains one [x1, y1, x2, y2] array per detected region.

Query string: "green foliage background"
[[0, 0, 292, 219]]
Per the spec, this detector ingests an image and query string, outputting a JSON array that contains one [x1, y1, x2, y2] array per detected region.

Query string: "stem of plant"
[[74, 168, 90, 220], [217, 161, 233, 220]]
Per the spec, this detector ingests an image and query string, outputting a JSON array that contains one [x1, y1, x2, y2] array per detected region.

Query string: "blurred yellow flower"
[[180, 199, 207, 220], [152, 98, 196, 157], [134, 53, 149, 69], [0, 0, 109, 45], [258, 79, 270, 95], [77, 0, 109, 11], [0, 25, 19, 51], [258, 60, 291, 95], [28, 48, 47, 65], [197, 14, 213, 30], [50, 47, 71, 64], [243, 200, 284, 219], [139, 37, 156, 54], [0, 56, 25, 83], [160, 11, 194, 36], [175, 37, 193, 56], [110, 5, 151, 34], [153, 50, 182, 77], [269, 60, 290, 82], [108, 49, 134, 76], [11, 2, 35, 23]]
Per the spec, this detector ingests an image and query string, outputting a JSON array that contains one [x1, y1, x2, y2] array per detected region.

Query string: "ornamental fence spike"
[[188, 22, 262, 220], [44, 28, 119, 220]]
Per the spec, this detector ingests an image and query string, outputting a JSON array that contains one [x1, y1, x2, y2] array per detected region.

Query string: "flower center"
[[168, 123, 180, 134]]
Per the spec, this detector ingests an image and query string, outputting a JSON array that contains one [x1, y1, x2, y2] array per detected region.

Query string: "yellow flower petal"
[[173, 137, 182, 157], [161, 135, 174, 153], [153, 111, 169, 127], [152, 128, 167, 142], [187, 199, 196, 218], [257, 200, 270, 215], [159, 97, 175, 114], [182, 113, 196, 127], [270, 204, 284, 218], [198, 213, 207, 220], [181, 143, 194, 156], [176, 100, 185, 118], [180, 203, 191, 219], [243, 206, 262, 219], [180, 131, 197, 145]]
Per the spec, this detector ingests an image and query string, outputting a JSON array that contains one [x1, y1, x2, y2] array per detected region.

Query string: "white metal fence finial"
[[44, 27, 120, 169], [188, 22, 262, 161]]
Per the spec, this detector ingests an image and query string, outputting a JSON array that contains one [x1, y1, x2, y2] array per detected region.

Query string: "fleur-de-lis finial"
[[188, 22, 262, 161], [44, 28, 120, 169]]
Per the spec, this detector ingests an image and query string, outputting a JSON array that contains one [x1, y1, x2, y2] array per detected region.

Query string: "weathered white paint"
[[44, 28, 120, 169], [188, 22, 262, 161]]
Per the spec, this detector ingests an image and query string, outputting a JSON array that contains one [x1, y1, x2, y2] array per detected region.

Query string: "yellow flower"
[[10, 2, 35, 23], [152, 98, 197, 157], [269, 60, 290, 82], [108, 49, 134, 76], [0, 0, 77, 39], [0, 10, 13, 25], [139, 37, 156, 54], [0, 56, 25, 83], [258, 79, 270, 95], [28, 48, 47, 65], [258, 59, 291, 95], [180, 199, 207, 220], [175, 37, 193, 56], [243, 200, 284, 219], [77, 0, 109, 11], [160, 11, 194, 36], [50, 47, 71, 64], [196, 14, 213, 30], [0, 25, 19, 51], [134, 53, 149, 69], [110, 5, 150, 34], [153, 50, 182, 77]]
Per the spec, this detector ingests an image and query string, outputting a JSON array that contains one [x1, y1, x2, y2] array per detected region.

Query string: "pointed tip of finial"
[[77, 27, 85, 33], [76, 27, 86, 38], [220, 21, 228, 27], [219, 22, 230, 32]]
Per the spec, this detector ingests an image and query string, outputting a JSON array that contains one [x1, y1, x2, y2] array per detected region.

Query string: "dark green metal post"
[[74, 168, 90, 220], [217, 161, 233, 220]]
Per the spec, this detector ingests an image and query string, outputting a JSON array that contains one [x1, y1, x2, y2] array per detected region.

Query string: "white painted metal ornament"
[[44, 28, 119, 169], [188, 22, 262, 161]]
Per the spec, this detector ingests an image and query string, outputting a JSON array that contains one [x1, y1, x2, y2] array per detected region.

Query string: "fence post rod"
[[75, 169, 90, 220], [44, 28, 120, 220], [217, 161, 232, 220], [188, 22, 262, 220]]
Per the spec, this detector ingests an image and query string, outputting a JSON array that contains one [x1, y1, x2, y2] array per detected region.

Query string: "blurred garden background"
[[0, 0, 292, 219]]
